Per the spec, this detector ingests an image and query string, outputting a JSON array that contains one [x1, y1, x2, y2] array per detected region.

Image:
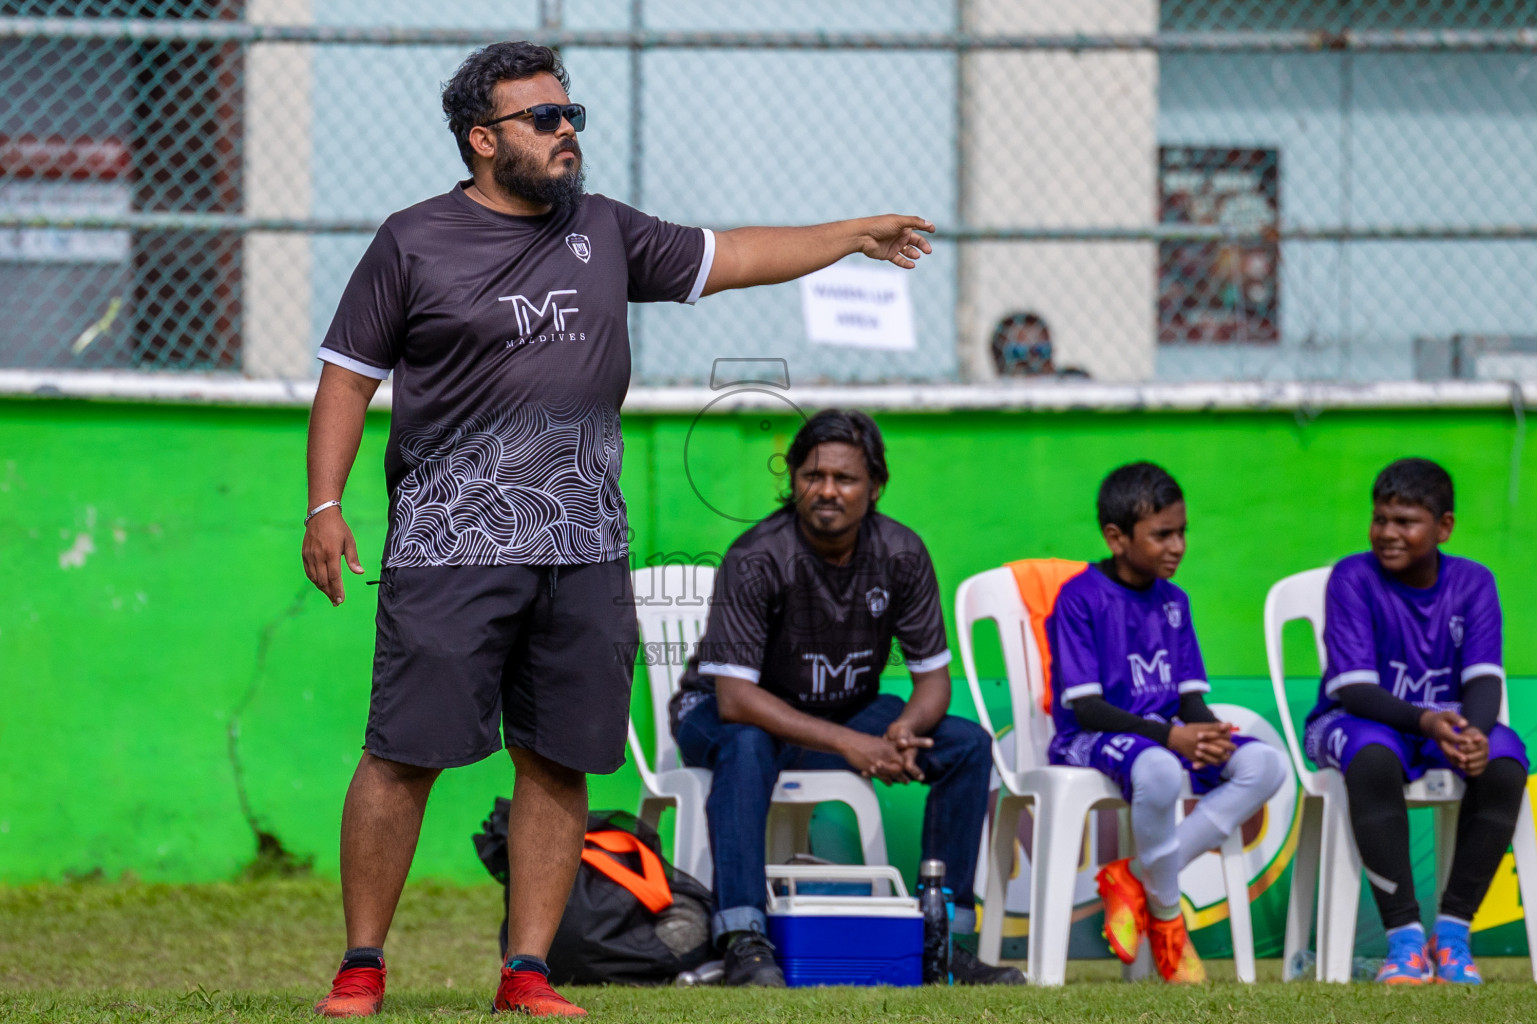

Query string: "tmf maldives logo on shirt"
[[497, 289, 583, 348]]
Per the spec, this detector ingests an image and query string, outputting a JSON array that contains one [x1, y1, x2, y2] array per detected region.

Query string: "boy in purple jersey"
[[1045, 463, 1288, 983], [1303, 458, 1529, 984]]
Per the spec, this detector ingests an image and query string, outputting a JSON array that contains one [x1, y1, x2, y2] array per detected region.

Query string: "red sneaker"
[[314, 958, 386, 1017], [493, 968, 588, 1017]]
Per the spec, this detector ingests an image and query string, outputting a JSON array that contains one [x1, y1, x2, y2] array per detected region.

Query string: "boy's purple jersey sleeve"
[[1461, 567, 1504, 683], [1049, 587, 1103, 704], [1322, 567, 1382, 697], [1175, 595, 1211, 695]]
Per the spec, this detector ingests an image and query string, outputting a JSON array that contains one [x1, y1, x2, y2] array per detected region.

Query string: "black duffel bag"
[[473, 803, 715, 985]]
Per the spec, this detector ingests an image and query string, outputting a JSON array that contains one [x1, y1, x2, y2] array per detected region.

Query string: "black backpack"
[[473, 803, 716, 985]]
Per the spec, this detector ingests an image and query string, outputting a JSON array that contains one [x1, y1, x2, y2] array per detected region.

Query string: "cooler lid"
[[764, 864, 922, 918]]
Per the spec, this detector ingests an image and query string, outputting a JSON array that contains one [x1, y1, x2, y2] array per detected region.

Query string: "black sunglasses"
[[481, 103, 586, 133]]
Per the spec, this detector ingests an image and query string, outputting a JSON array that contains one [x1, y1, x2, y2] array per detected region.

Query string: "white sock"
[[1196, 743, 1288, 836], [1126, 860, 1180, 919], [1172, 742, 1290, 871], [1128, 749, 1184, 908], [1172, 804, 1228, 869]]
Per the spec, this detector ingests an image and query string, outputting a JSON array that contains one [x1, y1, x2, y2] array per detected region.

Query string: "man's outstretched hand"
[[701, 215, 937, 294], [859, 215, 935, 269], [302, 506, 364, 606]]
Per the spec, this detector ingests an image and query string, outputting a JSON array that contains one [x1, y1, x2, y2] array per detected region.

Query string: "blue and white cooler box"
[[765, 864, 923, 987]]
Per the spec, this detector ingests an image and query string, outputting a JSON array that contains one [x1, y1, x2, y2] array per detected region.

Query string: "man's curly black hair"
[[782, 409, 890, 508], [441, 42, 569, 173]]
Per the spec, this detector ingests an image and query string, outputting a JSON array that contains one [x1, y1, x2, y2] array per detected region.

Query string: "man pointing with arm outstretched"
[[301, 40, 933, 1018]]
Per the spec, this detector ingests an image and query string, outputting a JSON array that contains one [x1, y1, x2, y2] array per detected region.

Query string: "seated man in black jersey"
[[669, 409, 1020, 987]]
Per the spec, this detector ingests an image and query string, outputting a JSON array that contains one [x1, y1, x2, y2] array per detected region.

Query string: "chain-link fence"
[[3, 1, 1537, 387]]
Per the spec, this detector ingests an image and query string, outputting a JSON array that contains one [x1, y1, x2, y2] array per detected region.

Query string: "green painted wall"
[[2, 397, 1533, 911]]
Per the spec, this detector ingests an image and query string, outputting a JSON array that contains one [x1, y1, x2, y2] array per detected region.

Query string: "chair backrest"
[[1263, 567, 1331, 784], [631, 563, 717, 775], [955, 566, 1054, 780]]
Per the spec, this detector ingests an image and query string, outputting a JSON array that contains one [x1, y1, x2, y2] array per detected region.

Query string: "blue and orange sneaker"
[[1430, 920, 1483, 984], [1096, 858, 1149, 964], [1376, 927, 1432, 985]]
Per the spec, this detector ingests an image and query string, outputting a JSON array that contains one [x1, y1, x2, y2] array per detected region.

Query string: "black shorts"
[[367, 560, 639, 774]]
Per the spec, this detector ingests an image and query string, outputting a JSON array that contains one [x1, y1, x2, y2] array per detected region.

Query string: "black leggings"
[[1344, 745, 1527, 929]]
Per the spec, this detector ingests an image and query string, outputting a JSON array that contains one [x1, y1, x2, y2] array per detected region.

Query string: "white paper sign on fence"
[[799, 264, 916, 351], [0, 180, 130, 262]]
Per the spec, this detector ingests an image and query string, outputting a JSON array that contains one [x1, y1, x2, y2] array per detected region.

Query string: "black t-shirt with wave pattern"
[[320, 185, 709, 566]]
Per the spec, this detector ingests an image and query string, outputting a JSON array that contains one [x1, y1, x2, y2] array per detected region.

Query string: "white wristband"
[[305, 499, 342, 524]]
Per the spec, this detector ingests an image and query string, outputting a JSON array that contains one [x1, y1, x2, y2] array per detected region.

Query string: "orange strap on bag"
[[1005, 557, 1089, 714], [579, 830, 674, 913]]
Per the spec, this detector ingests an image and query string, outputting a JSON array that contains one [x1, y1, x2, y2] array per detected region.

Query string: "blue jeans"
[[673, 692, 993, 941]]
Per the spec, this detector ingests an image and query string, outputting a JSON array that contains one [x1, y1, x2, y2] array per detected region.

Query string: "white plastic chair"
[[629, 563, 889, 890], [957, 565, 1261, 985], [1265, 566, 1537, 983]]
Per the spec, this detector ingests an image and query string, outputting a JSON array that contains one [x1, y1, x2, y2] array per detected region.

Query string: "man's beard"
[[492, 137, 585, 210]]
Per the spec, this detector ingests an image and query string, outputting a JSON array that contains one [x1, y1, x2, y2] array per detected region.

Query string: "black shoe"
[[950, 944, 1027, 985], [722, 932, 787, 987]]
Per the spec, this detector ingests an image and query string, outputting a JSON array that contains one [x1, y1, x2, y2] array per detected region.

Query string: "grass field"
[[2, 879, 1533, 1022]]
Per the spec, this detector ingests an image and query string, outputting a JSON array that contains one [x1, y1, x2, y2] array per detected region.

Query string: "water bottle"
[[1284, 949, 1315, 981], [1352, 957, 1384, 981], [674, 959, 724, 986], [918, 859, 950, 985], [1284, 948, 1384, 982]]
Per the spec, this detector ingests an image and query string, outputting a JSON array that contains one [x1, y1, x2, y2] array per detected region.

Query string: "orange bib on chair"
[[1005, 558, 1089, 713]]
